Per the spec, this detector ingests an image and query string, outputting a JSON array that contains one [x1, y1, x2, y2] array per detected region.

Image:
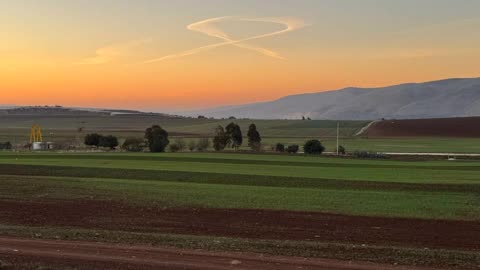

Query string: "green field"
[[1, 152, 479, 220], [0, 151, 479, 269]]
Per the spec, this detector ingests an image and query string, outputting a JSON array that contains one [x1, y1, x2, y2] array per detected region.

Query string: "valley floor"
[[0, 152, 478, 269]]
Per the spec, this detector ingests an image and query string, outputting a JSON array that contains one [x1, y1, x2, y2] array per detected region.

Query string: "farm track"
[[0, 237, 436, 270], [1, 199, 479, 251]]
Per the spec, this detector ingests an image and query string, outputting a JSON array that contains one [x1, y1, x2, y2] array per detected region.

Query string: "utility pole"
[[336, 122, 339, 156]]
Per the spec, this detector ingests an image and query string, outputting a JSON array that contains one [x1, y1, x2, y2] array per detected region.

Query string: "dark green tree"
[[145, 125, 169, 152], [84, 133, 102, 147], [275, 143, 285, 152], [287, 144, 299, 153], [226, 122, 242, 150], [213, 125, 228, 151], [304, 139, 325, 155], [247, 123, 262, 151], [99, 135, 119, 149]]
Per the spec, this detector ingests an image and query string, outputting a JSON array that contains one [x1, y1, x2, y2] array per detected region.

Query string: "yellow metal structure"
[[30, 124, 43, 143]]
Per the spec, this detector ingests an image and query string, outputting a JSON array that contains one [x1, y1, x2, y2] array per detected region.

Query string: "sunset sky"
[[2, 0, 480, 111]]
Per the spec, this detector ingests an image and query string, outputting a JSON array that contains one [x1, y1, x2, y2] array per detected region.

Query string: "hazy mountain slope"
[[182, 78, 480, 120]]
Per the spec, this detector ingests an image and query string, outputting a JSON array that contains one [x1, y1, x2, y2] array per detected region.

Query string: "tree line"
[[82, 123, 341, 155]]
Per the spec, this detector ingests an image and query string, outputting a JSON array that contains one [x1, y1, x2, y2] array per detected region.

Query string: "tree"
[[275, 143, 285, 152], [122, 137, 145, 152], [213, 125, 228, 151], [247, 123, 262, 151], [304, 139, 325, 155], [287, 145, 299, 154], [196, 138, 210, 152], [226, 122, 242, 150], [0, 142, 12, 150], [145, 125, 169, 152], [84, 133, 102, 148], [99, 135, 119, 149], [225, 123, 235, 147]]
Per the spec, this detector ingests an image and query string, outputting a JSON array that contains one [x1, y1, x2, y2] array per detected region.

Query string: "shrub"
[[188, 140, 197, 152], [122, 137, 145, 152], [275, 143, 285, 152], [196, 138, 210, 152], [304, 139, 325, 155], [338, 145, 346, 155], [174, 138, 187, 152], [168, 143, 182, 153], [287, 144, 299, 154]]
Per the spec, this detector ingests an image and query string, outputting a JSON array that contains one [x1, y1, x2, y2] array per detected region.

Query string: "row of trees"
[[274, 140, 345, 155], [213, 123, 262, 151], [169, 138, 210, 152], [85, 125, 171, 152], [83, 124, 341, 155]]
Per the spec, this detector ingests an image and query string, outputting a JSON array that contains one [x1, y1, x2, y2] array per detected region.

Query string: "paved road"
[[0, 237, 435, 270]]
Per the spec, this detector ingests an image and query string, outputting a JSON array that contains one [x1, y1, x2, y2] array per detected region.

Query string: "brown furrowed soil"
[[363, 117, 480, 137], [0, 237, 437, 270], [0, 199, 478, 252]]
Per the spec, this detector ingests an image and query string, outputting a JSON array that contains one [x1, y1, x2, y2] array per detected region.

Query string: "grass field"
[[0, 152, 479, 269], [0, 152, 479, 220]]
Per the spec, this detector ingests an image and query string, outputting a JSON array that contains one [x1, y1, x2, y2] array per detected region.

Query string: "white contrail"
[[74, 39, 151, 65], [187, 16, 284, 59], [143, 16, 307, 64]]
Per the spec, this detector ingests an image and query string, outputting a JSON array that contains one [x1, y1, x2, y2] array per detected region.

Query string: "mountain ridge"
[[180, 77, 480, 120]]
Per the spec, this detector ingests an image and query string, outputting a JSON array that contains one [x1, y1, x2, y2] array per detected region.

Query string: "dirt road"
[[0, 237, 435, 270]]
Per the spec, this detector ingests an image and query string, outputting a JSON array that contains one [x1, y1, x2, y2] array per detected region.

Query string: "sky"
[[1, 0, 480, 112]]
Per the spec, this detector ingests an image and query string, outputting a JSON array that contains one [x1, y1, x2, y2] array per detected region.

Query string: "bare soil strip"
[[0, 199, 478, 251], [364, 117, 480, 137], [0, 237, 436, 270]]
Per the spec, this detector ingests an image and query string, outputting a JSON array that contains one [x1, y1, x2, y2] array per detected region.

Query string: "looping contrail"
[[143, 16, 307, 64]]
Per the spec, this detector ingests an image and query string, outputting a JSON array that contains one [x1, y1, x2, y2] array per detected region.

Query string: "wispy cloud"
[[143, 16, 307, 64], [74, 39, 151, 65]]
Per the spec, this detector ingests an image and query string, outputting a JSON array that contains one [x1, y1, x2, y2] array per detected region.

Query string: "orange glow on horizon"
[[2, 1, 480, 111]]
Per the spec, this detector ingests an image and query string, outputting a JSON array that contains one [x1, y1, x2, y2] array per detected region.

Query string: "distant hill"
[[182, 78, 480, 120], [1, 106, 181, 118]]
